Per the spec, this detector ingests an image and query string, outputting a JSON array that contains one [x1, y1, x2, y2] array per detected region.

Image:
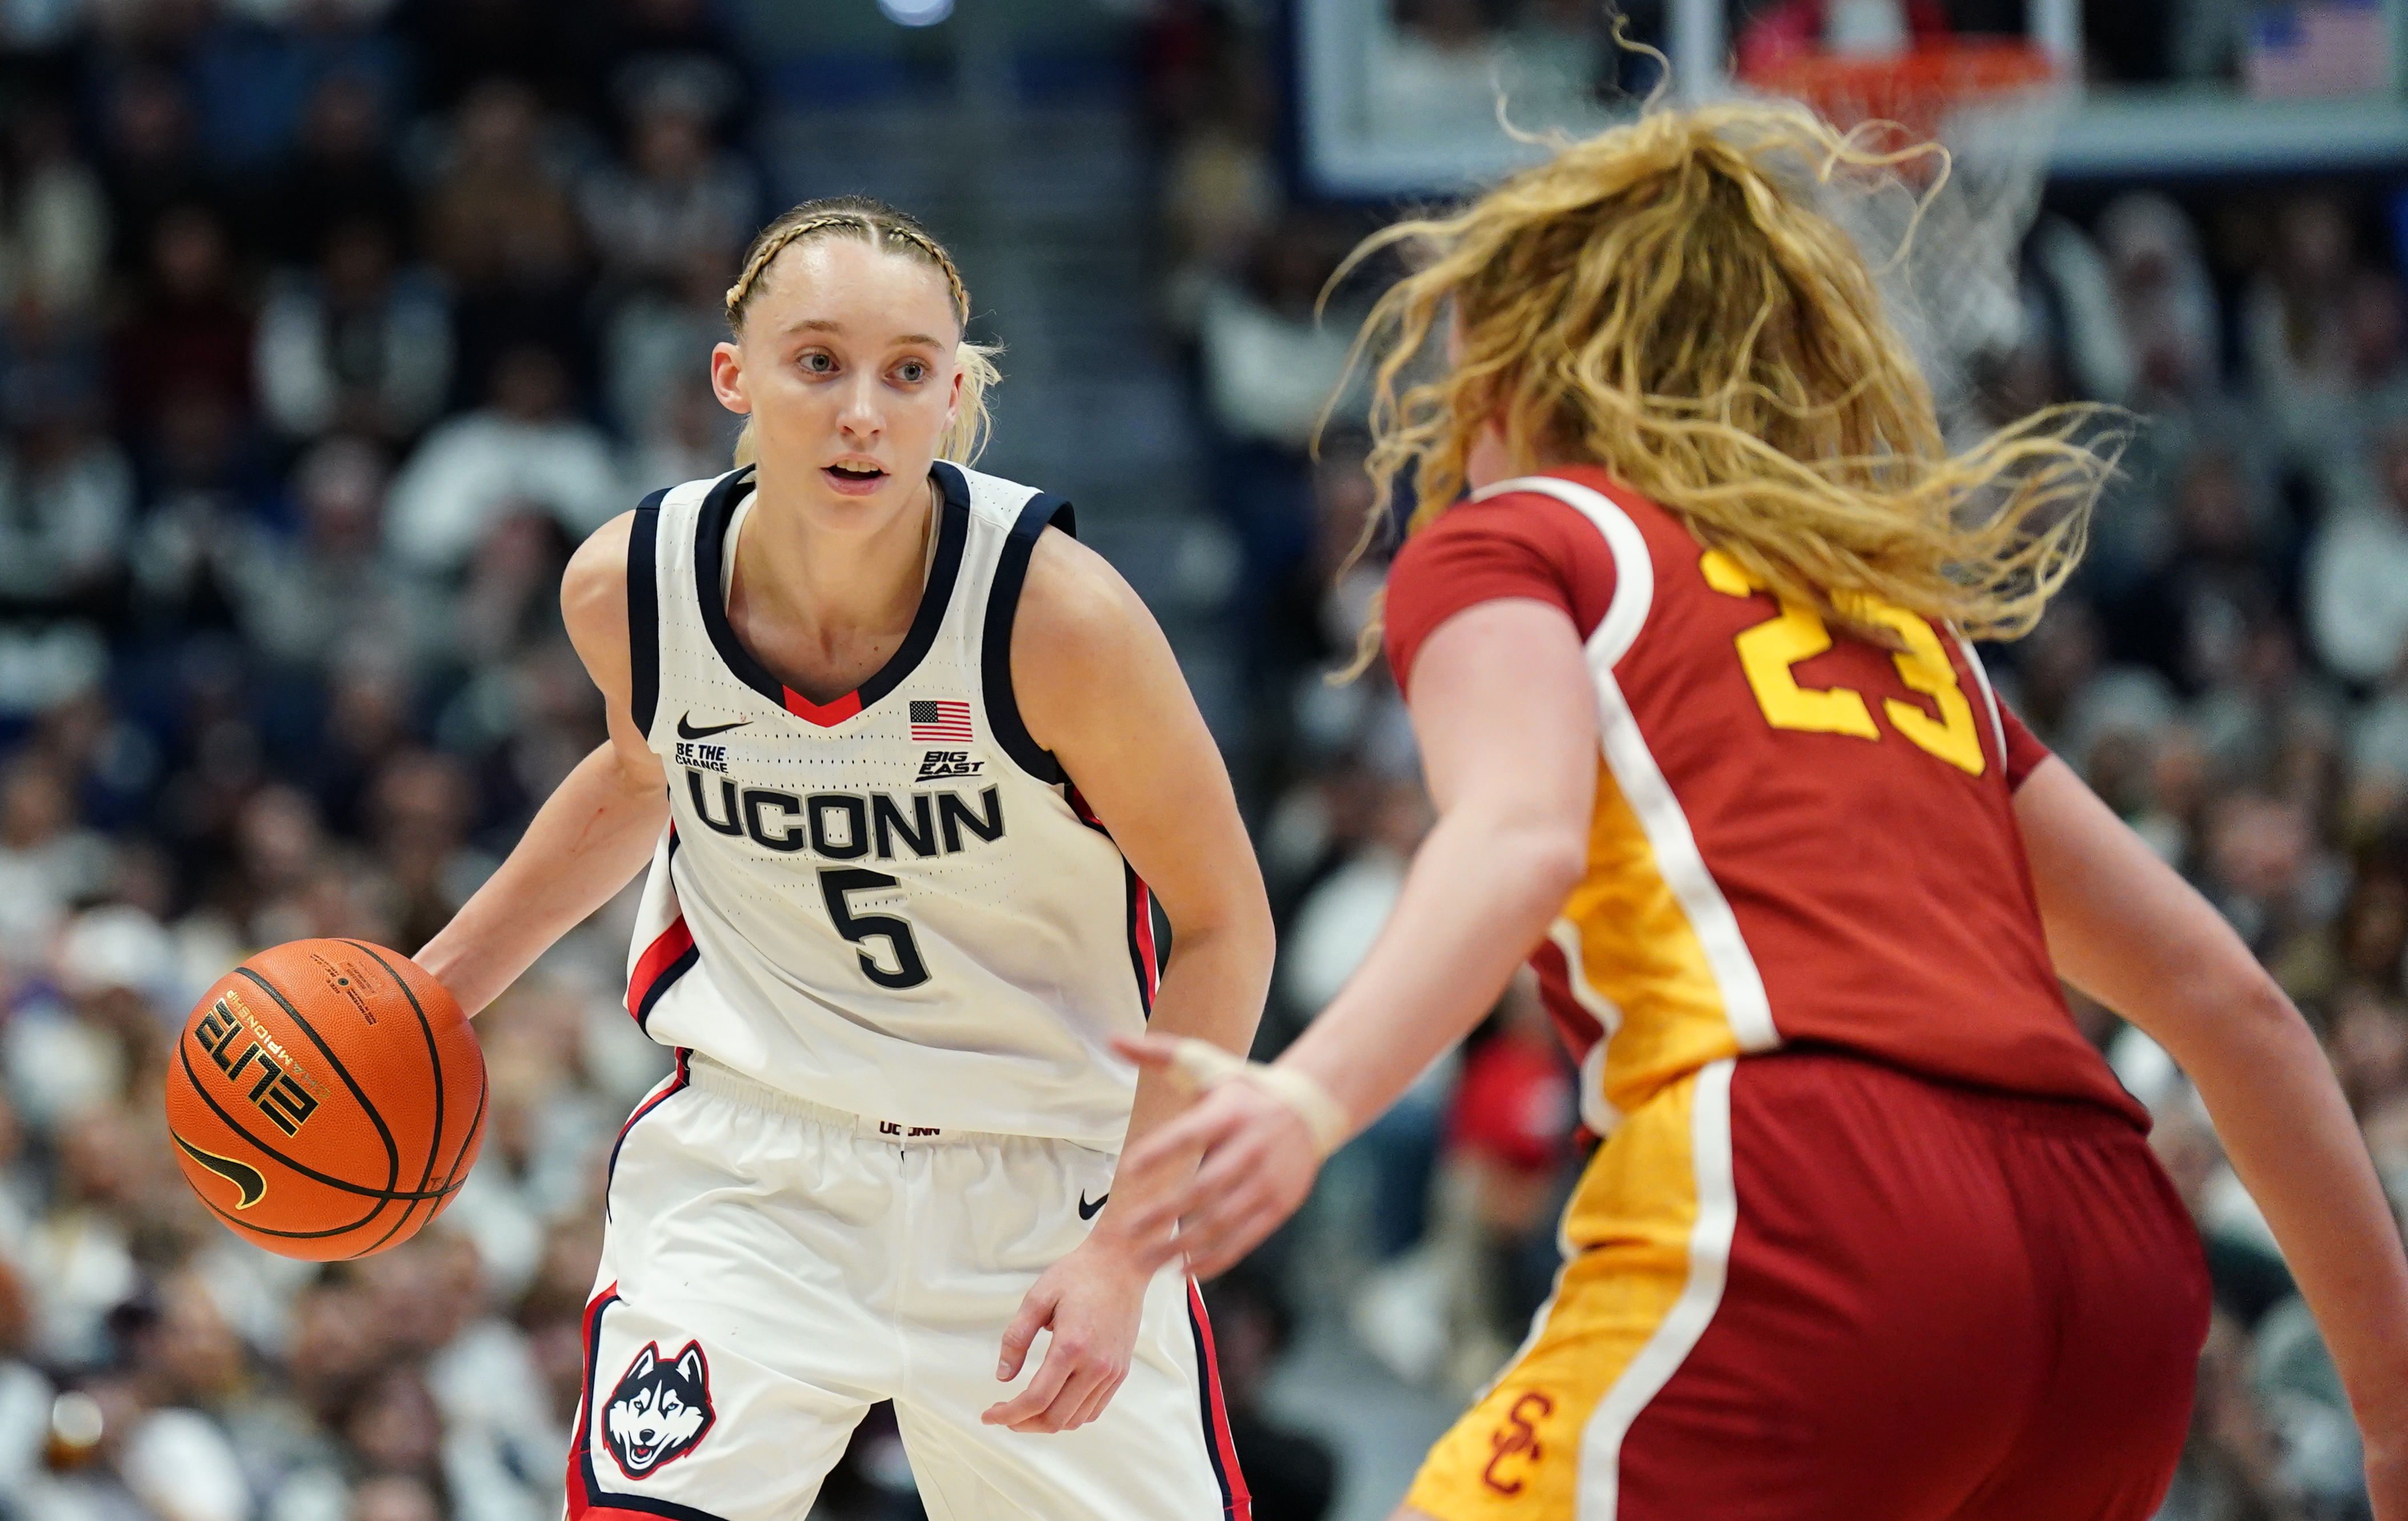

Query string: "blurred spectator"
[[605, 242, 733, 451], [2096, 192, 2223, 411], [0, 756, 111, 961], [98, 67, 225, 280], [1445, 972, 1576, 1338], [264, 70, 414, 268], [2243, 191, 2366, 470], [421, 80, 589, 403], [385, 345, 621, 574], [569, 0, 754, 139], [577, 87, 755, 294], [213, 437, 438, 678], [111, 205, 257, 440], [1, 101, 111, 316], [186, 0, 398, 176], [256, 219, 453, 442], [2305, 414, 2408, 689], [0, 402, 134, 621], [2109, 446, 2283, 697]]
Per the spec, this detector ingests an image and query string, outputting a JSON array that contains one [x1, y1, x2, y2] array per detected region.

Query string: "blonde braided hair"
[[723, 197, 999, 465]]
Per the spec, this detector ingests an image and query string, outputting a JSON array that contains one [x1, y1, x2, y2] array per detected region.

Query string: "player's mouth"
[[822, 460, 888, 496]]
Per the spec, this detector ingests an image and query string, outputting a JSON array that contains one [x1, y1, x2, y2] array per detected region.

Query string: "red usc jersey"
[[1385, 466, 2144, 1133]]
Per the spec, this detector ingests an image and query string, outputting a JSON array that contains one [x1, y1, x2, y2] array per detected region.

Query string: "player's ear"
[[710, 341, 751, 416], [677, 1346, 705, 1384]]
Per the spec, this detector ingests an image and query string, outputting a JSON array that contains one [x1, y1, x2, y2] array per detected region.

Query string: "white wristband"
[[1164, 1039, 1353, 1159]]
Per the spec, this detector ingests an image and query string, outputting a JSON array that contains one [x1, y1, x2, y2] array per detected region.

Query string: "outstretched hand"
[[1107, 1035, 1326, 1280]]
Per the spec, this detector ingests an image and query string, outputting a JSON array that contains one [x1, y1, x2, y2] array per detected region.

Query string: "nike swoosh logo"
[[678, 714, 750, 740], [173, 1132, 267, 1210], [1078, 1192, 1108, 1220]]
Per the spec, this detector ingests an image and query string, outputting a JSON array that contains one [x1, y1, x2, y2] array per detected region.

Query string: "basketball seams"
[[337, 940, 451, 1197], [173, 1039, 463, 1202], [235, 965, 403, 1197]]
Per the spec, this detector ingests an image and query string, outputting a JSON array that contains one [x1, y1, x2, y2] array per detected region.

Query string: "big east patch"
[[603, 1340, 714, 1478]]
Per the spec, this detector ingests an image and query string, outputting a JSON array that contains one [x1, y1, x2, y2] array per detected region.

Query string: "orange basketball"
[[164, 939, 486, 1260]]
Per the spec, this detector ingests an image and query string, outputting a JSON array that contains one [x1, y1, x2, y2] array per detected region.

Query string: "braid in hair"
[[723, 197, 995, 465]]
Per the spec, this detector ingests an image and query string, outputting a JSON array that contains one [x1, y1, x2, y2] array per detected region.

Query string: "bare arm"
[[980, 527, 1275, 1431], [415, 513, 671, 1015], [2015, 757, 2408, 1507], [1121, 598, 1596, 1276]]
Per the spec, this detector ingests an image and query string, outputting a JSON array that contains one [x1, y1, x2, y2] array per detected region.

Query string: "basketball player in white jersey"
[[415, 197, 1271, 1520]]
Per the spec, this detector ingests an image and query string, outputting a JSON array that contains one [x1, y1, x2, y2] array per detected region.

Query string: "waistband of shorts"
[[686, 1053, 1021, 1147], [1743, 1045, 2151, 1141]]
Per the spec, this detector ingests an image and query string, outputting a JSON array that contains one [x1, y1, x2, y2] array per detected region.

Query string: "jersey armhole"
[[981, 493, 1077, 784], [627, 488, 669, 744]]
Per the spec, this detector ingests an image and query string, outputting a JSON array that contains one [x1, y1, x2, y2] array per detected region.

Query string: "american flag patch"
[[910, 700, 974, 742]]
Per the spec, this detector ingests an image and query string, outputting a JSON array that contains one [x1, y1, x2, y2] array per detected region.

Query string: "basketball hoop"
[[1739, 40, 2062, 147], [1735, 41, 2073, 436]]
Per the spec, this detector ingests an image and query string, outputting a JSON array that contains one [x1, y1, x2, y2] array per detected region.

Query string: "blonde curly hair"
[[1338, 99, 2112, 671]]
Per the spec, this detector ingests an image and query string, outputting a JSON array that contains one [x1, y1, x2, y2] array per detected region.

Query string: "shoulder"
[[1014, 526, 1150, 661], [561, 511, 636, 658], [1385, 482, 1625, 694]]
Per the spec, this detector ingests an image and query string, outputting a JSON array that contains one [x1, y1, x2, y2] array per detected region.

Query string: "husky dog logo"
[[602, 1340, 714, 1479]]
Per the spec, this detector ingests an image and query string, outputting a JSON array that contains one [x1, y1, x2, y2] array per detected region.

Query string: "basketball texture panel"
[[166, 939, 486, 1260]]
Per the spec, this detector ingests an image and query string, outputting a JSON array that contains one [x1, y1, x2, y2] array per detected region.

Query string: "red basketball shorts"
[[1407, 1050, 2211, 1520]]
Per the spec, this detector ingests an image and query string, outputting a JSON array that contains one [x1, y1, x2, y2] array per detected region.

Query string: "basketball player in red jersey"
[[1118, 105, 2408, 1519]]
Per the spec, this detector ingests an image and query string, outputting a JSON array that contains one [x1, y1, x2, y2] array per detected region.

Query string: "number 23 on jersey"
[[1699, 549, 1987, 776]]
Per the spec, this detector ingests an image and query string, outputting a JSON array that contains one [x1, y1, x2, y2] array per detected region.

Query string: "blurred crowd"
[[0, 0, 774, 1518], [0, 0, 2400, 1519]]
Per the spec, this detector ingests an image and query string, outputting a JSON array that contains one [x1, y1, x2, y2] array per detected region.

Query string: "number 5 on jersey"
[[1699, 549, 1987, 776], [818, 869, 931, 989]]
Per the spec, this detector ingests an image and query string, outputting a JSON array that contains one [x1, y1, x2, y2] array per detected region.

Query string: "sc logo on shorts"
[[1482, 1390, 1555, 1496], [603, 1340, 717, 1479]]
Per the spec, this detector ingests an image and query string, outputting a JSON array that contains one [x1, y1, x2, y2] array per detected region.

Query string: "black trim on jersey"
[[1069, 793, 1157, 1022], [691, 464, 971, 717], [574, 1286, 732, 1521], [981, 492, 1078, 783], [631, 832, 697, 1032], [1187, 1298, 1241, 1515], [627, 488, 670, 743]]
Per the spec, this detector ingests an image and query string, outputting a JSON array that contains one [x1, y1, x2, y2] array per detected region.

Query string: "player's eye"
[[799, 350, 835, 374], [894, 359, 929, 384]]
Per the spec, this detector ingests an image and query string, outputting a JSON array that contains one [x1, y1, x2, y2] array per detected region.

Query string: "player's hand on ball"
[[982, 1232, 1149, 1434], [1112, 1035, 1323, 1281]]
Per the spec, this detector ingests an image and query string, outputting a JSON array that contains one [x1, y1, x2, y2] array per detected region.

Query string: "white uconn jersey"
[[620, 463, 1155, 1148]]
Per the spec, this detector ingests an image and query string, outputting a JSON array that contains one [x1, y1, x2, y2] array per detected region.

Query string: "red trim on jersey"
[[625, 917, 696, 1020], [1527, 936, 1606, 1069], [566, 1282, 617, 1521], [782, 685, 862, 726], [1131, 879, 1160, 1001], [1187, 1279, 1253, 1518]]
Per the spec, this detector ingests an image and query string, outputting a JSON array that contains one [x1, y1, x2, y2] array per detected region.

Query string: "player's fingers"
[[994, 1285, 1058, 1382], [1067, 1367, 1123, 1430], [982, 1327, 1078, 1426], [1007, 1360, 1102, 1434]]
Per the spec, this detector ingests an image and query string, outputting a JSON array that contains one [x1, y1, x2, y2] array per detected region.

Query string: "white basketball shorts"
[[567, 1052, 1251, 1520]]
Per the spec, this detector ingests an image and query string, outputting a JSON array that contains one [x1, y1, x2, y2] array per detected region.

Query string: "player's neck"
[[727, 470, 938, 704]]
